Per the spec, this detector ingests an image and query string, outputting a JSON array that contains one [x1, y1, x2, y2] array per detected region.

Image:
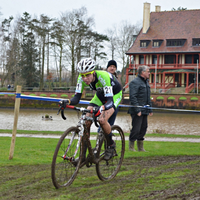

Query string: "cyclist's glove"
[[94, 105, 104, 117], [58, 99, 70, 108]]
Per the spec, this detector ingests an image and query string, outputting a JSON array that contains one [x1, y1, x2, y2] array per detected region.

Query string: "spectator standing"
[[106, 60, 120, 126], [128, 65, 153, 151], [7, 84, 11, 90]]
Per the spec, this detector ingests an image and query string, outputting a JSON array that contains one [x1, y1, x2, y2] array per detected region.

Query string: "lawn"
[[0, 136, 200, 200]]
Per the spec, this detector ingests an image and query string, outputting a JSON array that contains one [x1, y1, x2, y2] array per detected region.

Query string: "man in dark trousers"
[[128, 65, 153, 151]]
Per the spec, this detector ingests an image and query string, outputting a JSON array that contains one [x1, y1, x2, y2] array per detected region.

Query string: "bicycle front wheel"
[[51, 126, 82, 188], [96, 125, 125, 181]]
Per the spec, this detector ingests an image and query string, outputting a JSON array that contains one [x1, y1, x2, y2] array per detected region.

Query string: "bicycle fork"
[[62, 130, 82, 162]]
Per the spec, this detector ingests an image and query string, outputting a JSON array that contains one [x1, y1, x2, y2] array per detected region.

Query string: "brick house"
[[125, 2, 200, 93]]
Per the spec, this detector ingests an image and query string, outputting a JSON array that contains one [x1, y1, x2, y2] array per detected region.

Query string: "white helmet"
[[77, 57, 96, 73]]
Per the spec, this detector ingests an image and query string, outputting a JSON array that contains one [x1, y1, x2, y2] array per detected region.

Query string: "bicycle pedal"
[[86, 162, 92, 168]]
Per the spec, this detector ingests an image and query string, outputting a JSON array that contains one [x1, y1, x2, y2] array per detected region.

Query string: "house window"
[[192, 38, 200, 46], [194, 54, 199, 63], [166, 39, 186, 46], [153, 40, 163, 47], [185, 54, 199, 64], [139, 55, 144, 64], [165, 55, 175, 64], [140, 40, 150, 47], [152, 55, 157, 64]]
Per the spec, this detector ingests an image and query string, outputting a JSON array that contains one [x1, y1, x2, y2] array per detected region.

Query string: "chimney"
[[143, 2, 150, 34], [155, 5, 161, 12]]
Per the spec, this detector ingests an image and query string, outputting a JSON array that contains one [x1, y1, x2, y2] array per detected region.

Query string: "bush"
[[29, 94, 36, 96], [8, 94, 15, 96], [179, 96, 187, 100], [71, 94, 75, 97], [0, 94, 5, 96], [85, 93, 93, 97], [50, 94, 57, 97], [156, 96, 164, 100], [60, 94, 68, 98], [0, 87, 7, 91], [167, 96, 175, 100], [40, 94, 47, 97], [190, 97, 198, 101]]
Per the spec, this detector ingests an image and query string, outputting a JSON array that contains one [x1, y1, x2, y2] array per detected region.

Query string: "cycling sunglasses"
[[80, 71, 94, 78]]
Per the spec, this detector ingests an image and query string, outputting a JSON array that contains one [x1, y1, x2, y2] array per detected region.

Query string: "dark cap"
[[107, 60, 117, 69]]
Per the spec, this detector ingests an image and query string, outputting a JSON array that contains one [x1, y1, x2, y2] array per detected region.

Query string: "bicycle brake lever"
[[57, 106, 67, 120], [93, 113, 99, 127], [61, 109, 66, 120], [57, 106, 62, 115]]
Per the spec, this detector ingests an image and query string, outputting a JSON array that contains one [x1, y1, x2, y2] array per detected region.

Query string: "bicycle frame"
[[60, 105, 104, 167]]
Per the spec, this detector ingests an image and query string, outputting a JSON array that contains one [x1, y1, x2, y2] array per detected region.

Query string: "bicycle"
[[51, 104, 125, 188]]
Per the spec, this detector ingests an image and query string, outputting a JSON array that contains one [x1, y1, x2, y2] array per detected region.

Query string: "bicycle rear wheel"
[[51, 126, 82, 188], [96, 125, 125, 181]]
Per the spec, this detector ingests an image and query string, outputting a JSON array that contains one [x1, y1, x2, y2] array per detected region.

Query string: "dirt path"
[[1, 133, 200, 143]]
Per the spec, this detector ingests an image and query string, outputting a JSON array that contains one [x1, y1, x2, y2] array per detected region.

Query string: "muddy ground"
[[1, 155, 200, 200]]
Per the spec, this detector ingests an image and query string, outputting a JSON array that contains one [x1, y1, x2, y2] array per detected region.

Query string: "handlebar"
[[57, 104, 99, 127]]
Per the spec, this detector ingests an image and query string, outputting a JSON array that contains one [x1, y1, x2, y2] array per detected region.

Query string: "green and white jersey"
[[72, 70, 122, 110]]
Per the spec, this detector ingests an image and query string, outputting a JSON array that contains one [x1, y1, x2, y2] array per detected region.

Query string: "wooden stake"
[[9, 85, 21, 160]]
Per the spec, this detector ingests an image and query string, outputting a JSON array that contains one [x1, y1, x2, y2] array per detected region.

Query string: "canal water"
[[0, 108, 200, 135]]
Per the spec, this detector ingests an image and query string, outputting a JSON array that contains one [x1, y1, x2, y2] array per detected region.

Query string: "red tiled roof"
[[126, 9, 200, 54]]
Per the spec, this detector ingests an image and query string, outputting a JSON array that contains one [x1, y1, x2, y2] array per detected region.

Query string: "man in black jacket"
[[128, 65, 153, 151]]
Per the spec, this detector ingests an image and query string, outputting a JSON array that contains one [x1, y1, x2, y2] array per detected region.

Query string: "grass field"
[[0, 133, 200, 200]]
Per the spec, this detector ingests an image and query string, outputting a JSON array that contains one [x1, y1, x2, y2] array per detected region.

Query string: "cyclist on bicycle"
[[59, 57, 122, 161]]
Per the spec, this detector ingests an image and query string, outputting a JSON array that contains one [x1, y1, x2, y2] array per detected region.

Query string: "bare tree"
[[106, 28, 117, 60], [0, 16, 14, 87], [60, 7, 95, 85], [106, 21, 141, 85], [50, 20, 65, 87]]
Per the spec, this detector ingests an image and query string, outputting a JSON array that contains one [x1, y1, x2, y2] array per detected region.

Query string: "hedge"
[[156, 96, 164, 100], [167, 96, 175, 100], [60, 94, 68, 98], [40, 94, 47, 97], [190, 97, 198, 101], [179, 96, 187, 100], [50, 94, 57, 97]]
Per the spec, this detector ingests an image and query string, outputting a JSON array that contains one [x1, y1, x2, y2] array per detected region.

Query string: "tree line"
[[0, 6, 141, 89]]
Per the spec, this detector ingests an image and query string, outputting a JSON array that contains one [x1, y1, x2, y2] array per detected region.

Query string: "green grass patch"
[[29, 93, 36, 96]]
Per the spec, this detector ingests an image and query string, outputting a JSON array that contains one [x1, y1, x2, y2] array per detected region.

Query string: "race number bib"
[[75, 82, 82, 93], [103, 86, 113, 97]]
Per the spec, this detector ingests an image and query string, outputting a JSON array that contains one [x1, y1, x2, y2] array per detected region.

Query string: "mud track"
[[1, 155, 200, 200]]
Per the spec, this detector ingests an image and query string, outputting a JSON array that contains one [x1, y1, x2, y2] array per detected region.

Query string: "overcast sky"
[[1, 0, 200, 34]]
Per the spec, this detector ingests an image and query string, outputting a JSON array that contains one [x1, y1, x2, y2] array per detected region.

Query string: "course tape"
[[1, 92, 200, 113], [0, 92, 16, 95]]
